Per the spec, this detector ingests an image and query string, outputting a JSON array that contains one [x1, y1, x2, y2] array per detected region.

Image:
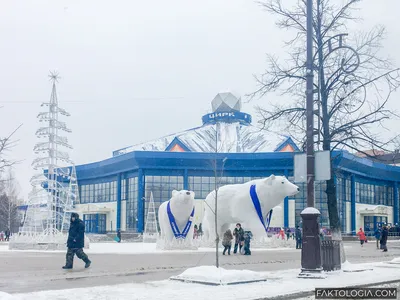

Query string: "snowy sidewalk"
[[3, 259, 400, 300], [0, 242, 295, 255]]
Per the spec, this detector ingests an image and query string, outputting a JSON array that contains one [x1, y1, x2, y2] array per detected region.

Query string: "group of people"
[[222, 223, 252, 256], [193, 224, 203, 239], [356, 226, 388, 252], [0, 229, 11, 241]]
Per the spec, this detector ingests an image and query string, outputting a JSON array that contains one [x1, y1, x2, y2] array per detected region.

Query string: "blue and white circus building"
[[69, 92, 400, 235]]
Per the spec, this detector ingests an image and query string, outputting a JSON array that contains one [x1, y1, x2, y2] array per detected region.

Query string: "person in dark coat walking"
[[233, 223, 244, 254], [117, 229, 121, 243], [286, 228, 291, 240], [4, 228, 10, 241], [295, 225, 302, 249], [62, 212, 91, 269], [380, 225, 388, 252], [222, 229, 233, 255]]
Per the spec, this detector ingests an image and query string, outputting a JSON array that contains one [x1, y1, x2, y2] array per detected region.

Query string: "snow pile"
[[199, 235, 295, 249], [251, 236, 295, 249], [156, 237, 198, 251], [8, 233, 89, 250], [389, 257, 400, 264], [342, 261, 373, 272], [171, 266, 267, 285], [0, 291, 18, 300], [301, 207, 321, 215]]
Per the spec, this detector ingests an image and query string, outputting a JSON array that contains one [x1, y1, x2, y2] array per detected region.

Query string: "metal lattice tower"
[[21, 72, 75, 236], [61, 165, 80, 232], [143, 192, 159, 242]]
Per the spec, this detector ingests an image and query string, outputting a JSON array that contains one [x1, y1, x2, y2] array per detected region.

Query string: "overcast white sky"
[[1, 0, 399, 200]]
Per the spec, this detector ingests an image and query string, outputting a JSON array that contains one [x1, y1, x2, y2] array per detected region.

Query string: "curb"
[[255, 278, 400, 300]]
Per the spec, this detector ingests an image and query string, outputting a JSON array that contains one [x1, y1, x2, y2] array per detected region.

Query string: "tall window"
[[144, 176, 184, 224], [121, 179, 127, 200], [78, 180, 117, 204], [355, 181, 394, 206], [293, 180, 330, 229], [126, 177, 138, 231]]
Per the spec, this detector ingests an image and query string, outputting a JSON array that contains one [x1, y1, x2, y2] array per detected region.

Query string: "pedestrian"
[[243, 231, 253, 255], [295, 225, 302, 249], [374, 227, 381, 249], [193, 225, 198, 239], [222, 229, 233, 255], [62, 212, 91, 269], [233, 223, 244, 254], [197, 223, 203, 237], [279, 228, 285, 240], [357, 228, 366, 247], [286, 228, 291, 240], [5, 228, 10, 241], [380, 225, 388, 252], [319, 228, 325, 241], [0, 231, 4, 242], [117, 229, 121, 243]]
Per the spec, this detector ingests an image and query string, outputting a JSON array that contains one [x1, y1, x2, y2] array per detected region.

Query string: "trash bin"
[[321, 240, 341, 271]]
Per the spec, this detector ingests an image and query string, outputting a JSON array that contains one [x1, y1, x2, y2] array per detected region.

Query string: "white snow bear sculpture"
[[158, 189, 196, 242], [202, 175, 299, 242]]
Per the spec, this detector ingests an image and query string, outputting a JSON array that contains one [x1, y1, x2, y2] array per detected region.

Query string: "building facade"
[[51, 92, 400, 235]]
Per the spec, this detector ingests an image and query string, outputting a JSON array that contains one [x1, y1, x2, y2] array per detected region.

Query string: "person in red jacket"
[[357, 228, 367, 247]]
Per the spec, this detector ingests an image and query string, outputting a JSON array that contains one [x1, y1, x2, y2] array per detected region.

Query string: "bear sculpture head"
[[258, 175, 300, 208], [171, 189, 195, 205]]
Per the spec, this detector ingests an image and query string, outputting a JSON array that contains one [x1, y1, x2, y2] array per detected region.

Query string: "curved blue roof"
[[72, 150, 400, 183]]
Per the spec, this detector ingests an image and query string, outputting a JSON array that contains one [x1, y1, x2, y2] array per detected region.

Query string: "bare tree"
[[0, 169, 21, 233], [204, 124, 234, 268], [251, 0, 400, 237]]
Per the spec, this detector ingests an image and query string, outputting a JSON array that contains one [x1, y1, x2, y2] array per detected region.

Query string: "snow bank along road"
[[1, 241, 399, 294]]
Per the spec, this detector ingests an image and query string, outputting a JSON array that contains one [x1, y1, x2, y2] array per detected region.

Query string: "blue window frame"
[[126, 177, 138, 231], [83, 214, 106, 234], [355, 179, 394, 207]]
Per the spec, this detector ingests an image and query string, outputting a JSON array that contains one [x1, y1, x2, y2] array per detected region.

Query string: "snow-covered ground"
[[171, 266, 268, 284], [0, 242, 296, 254], [3, 260, 399, 300]]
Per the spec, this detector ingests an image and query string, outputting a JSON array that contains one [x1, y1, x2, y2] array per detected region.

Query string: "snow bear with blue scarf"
[[158, 189, 196, 243], [202, 175, 299, 242]]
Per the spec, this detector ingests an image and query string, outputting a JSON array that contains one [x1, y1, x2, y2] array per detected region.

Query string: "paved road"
[[1, 241, 399, 294]]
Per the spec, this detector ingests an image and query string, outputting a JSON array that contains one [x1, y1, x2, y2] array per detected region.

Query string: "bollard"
[[321, 240, 341, 271]]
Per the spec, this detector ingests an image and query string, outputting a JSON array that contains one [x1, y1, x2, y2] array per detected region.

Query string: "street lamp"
[[299, 0, 360, 278], [298, 0, 323, 278]]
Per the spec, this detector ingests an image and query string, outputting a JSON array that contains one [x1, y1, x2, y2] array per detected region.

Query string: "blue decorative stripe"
[[250, 184, 273, 233], [167, 201, 195, 239]]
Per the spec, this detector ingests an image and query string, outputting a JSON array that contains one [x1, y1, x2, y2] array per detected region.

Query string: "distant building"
[[356, 149, 400, 166], [51, 92, 399, 235]]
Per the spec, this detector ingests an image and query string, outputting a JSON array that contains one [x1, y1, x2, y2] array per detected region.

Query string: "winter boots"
[[85, 259, 91, 268], [63, 248, 91, 269]]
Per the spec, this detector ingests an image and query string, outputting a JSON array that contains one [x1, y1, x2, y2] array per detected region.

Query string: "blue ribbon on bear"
[[250, 184, 273, 233], [167, 201, 195, 239]]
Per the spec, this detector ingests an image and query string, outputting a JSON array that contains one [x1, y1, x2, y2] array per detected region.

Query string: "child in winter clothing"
[[243, 231, 253, 255], [357, 228, 366, 247], [222, 229, 234, 255]]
